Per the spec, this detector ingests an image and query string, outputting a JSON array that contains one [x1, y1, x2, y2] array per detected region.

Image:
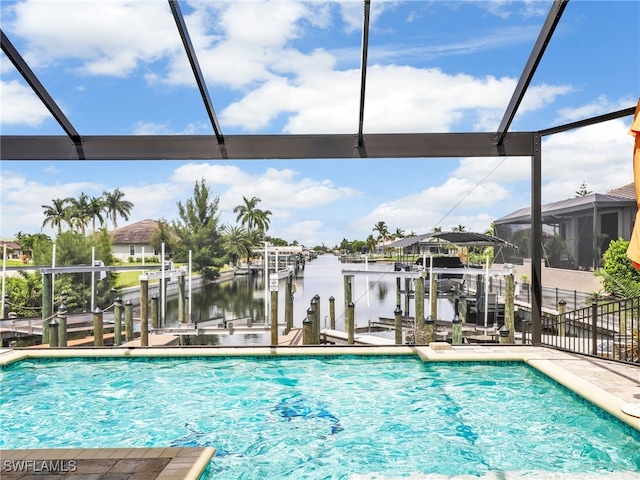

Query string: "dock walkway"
[[320, 328, 395, 345]]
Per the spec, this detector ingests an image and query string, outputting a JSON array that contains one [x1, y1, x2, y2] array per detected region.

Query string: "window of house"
[[129, 245, 135, 256]]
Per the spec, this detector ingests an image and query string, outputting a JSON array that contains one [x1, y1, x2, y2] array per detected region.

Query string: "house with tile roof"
[[109, 219, 160, 262], [0, 240, 22, 260], [494, 184, 637, 271]]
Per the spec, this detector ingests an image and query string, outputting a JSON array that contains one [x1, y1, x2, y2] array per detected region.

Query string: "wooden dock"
[[320, 328, 395, 346]]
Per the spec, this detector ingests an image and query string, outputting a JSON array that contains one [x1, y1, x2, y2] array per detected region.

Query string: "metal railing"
[[523, 296, 639, 364], [463, 275, 595, 312]]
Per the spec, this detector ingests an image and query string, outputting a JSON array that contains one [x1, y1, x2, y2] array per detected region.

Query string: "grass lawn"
[[2, 259, 27, 267], [113, 263, 234, 289]]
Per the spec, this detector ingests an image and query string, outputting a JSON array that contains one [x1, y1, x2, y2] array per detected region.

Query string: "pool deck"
[[0, 447, 214, 480], [1, 344, 639, 478]]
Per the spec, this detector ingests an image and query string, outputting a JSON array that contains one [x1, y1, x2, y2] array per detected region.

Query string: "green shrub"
[[596, 238, 640, 296]]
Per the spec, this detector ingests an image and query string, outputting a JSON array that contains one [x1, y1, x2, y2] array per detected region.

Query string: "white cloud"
[[482, 0, 549, 19], [368, 25, 541, 64], [170, 162, 360, 215], [539, 119, 634, 202], [280, 220, 325, 246], [120, 183, 184, 225], [222, 64, 569, 134], [0, 80, 51, 126], [0, 169, 104, 236], [353, 177, 510, 235], [7, 0, 179, 76], [555, 95, 636, 124]]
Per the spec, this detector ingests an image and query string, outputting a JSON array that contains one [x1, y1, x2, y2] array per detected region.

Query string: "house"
[[109, 219, 160, 262], [493, 184, 637, 271], [0, 241, 22, 260]]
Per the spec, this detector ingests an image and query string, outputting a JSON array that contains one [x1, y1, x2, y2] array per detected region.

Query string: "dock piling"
[[124, 300, 134, 342], [425, 315, 435, 343], [93, 308, 103, 346], [113, 297, 122, 346], [48, 318, 59, 347], [271, 288, 278, 346], [329, 296, 336, 330], [151, 294, 159, 329], [42, 273, 52, 344], [558, 299, 566, 337], [346, 302, 355, 344], [394, 306, 403, 345], [313, 294, 321, 343], [285, 276, 293, 334], [57, 304, 67, 347], [452, 314, 462, 345], [415, 274, 425, 331], [140, 277, 149, 346], [178, 274, 186, 324], [303, 314, 313, 345]]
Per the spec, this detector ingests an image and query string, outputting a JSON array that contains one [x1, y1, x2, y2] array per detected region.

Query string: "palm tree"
[[393, 227, 405, 239], [372, 221, 389, 242], [87, 195, 106, 234], [452, 225, 467, 232], [42, 198, 70, 235], [365, 234, 377, 253], [67, 193, 92, 234], [233, 196, 272, 233], [223, 225, 253, 266], [104, 189, 133, 229]]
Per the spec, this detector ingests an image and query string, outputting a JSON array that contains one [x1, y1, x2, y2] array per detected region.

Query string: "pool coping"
[[2, 344, 639, 435], [0, 447, 215, 480]]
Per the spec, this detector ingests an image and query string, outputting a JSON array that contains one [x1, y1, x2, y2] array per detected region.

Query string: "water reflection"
[[166, 254, 454, 345]]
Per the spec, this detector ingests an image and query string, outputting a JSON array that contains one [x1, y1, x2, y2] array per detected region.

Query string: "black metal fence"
[[523, 296, 640, 364], [463, 275, 595, 312]]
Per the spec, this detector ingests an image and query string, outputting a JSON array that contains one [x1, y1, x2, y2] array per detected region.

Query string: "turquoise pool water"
[[1, 356, 639, 479]]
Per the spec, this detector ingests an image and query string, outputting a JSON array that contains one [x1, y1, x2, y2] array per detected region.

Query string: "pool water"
[[1, 356, 639, 479]]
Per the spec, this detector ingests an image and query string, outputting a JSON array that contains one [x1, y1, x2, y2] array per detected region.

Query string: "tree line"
[[6, 179, 285, 315], [41, 189, 134, 235]]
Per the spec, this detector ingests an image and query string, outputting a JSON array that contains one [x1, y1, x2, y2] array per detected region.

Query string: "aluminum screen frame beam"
[[1, 29, 83, 152], [0, 132, 536, 160], [356, 0, 371, 148], [168, 0, 224, 144], [495, 0, 568, 146], [530, 133, 543, 346], [539, 106, 636, 136]]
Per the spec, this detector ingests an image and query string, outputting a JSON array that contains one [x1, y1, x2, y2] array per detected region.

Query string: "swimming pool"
[[1, 354, 639, 479]]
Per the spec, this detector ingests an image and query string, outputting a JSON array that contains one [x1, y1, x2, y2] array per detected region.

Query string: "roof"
[[494, 192, 637, 225], [387, 232, 516, 249], [110, 219, 158, 245], [385, 233, 433, 249], [0, 241, 21, 250], [607, 183, 636, 200]]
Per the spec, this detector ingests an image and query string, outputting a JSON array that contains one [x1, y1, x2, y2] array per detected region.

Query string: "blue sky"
[[1, 0, 638, 247]]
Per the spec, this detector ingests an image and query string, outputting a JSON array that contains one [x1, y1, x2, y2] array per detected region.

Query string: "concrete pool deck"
[[1, 345, 639, 478]]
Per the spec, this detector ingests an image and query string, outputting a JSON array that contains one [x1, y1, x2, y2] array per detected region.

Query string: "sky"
[[1, 0, 639, 248]]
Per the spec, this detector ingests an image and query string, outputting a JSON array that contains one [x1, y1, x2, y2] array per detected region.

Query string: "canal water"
[[166, 254, 454, 346]]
